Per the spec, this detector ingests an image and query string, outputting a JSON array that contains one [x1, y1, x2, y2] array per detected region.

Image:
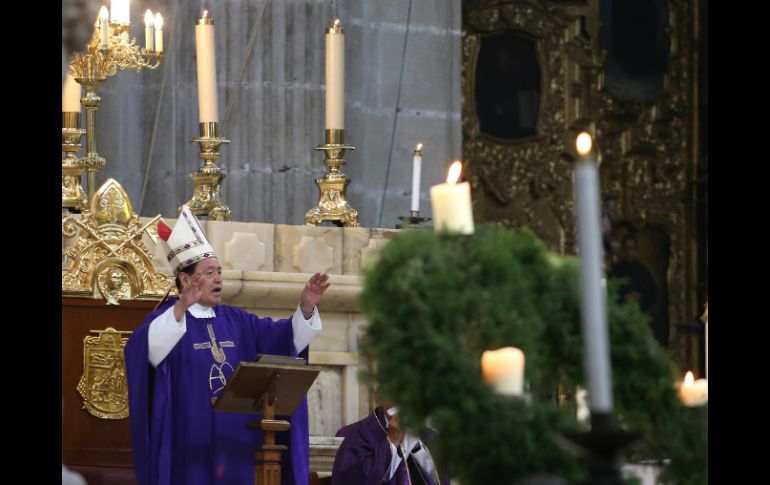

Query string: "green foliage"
[[359, 225, 706, 484]]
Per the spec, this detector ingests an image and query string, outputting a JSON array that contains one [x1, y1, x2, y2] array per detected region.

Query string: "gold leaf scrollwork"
[[462, 0, 698, 369], [62, 178, 174, 303]]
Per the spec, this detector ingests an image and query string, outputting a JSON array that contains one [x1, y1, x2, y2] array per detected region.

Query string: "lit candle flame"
[[576, 132, 592, 155], [446, 161, 462, 185], [334, 19, 341, 27], [145, 9, 154, 27], [203, 9, 209, 19], [155, 13, 164, 29], [683, 371, 694, 386], [416, 143, 423, 151], [99, 5, 110, 22]]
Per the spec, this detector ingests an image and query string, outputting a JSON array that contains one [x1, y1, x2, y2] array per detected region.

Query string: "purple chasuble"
[[125, 298, 310, 485], [331, 407, 442, 485]]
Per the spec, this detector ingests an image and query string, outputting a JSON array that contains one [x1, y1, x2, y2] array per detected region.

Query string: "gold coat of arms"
[[77, 327, 132, 419]]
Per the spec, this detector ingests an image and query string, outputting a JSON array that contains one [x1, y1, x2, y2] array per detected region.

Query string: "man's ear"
[[179, 273, 189, 287]]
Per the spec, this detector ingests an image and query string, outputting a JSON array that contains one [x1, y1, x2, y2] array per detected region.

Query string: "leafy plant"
[[359, 226, 706, 484]]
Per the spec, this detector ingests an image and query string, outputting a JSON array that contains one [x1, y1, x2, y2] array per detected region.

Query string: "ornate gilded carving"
[[462, 0, 594, 253], [462, 0, 699, 369], [77, 327, 132, 420], [305, 129, 360, 227], [62, 178, 173, 303]]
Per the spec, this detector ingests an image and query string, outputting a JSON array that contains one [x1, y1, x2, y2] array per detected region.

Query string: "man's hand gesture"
[[300, 273, 331, 316]]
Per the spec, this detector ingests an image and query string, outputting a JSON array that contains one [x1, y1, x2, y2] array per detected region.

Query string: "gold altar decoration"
[[184, 122, 232, 221], [67, 10, 163, 199], [62, 112, 88, 210], [77, 327, 132, 420], [62, 178, 173, 303], [462, 0, 700, 370], [305, 129, 359, 227]]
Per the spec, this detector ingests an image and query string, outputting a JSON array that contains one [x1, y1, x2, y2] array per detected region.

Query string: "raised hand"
[[174, 273, 204, 321], [300, 273, 331, 315]]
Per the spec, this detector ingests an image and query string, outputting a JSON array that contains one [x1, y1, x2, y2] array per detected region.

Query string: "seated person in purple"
[[331, 405, 448, 485], [125, 206, 331, 485]]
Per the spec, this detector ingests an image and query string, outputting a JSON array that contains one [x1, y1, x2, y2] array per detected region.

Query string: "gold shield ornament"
[[77, 327, 132, 419]]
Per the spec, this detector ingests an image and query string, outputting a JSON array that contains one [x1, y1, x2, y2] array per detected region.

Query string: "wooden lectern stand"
[[213, 361, 321, 485]]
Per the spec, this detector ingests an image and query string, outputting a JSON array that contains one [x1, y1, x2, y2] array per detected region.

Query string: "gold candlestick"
[[62, 113, 88, 210], [77, 77, 107, 197], [184, 122, 231, 221], [68, 17, 164, 199], [305, 129, 359, 227]]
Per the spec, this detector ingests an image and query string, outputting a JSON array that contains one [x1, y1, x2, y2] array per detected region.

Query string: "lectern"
[[213, 360, 320, 485]]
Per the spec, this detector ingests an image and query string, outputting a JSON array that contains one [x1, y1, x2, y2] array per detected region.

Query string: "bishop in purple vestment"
[[331, 406, 449, 485], [125, 207, 331, 485]]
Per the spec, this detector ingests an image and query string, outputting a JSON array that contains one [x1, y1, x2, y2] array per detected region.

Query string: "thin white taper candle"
[[574, 133, 613, 413]]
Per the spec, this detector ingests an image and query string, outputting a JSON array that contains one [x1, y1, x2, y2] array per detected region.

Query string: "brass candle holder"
[[68, 19, 163, 198], [62, 113, 88, 211], [395, 210, 431, 229], [305, 129, 359, 227], [183, 122, 231, 221]]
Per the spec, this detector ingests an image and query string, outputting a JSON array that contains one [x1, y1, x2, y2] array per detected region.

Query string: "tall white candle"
[[144, 10, 154, 51], [325, 19, 345, 130], [574, 132, 613, 413], [99, 6, 110, 48], [62, 73, 81, 113], [481, 347, 525, 396], [110, 0, 130, 24], [154, 13, 164, 53], [195, 10, 218, 123], [411, 144, 423, 212], [430, 161, 474, 235]]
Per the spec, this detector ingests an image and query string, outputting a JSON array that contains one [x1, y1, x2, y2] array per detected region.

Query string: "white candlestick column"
[[62, 73, 82, 113], [574, 139, 613, 413], [110, 0, 130, 24], [411, 145, 422, 212], [154, 13, 164, 53], [430, 161, 474, 235], [195, 12, 218, 123], [144, 10, 154, 51], [325, 20, 345, 130], [100, 7, 110, 48]]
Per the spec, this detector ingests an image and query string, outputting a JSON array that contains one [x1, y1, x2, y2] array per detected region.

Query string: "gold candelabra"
[[67, 17, 163, 199], [305, 129, 359, 227], [183, 122, 231, 221], [62, 113, 88, 211]]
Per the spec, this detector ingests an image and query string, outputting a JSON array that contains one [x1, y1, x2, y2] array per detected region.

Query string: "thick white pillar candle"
[[325, 19, 344, 130], [154, 13, 163, 53], [62, 73, 82, 112], [195, 11, 218, 123], [679, 371, 708, 407], [110, 0, 130, 24], [99, 6, 110, 48], [574, 132, 613, 413], [144, 10, 154, 51], [481, 347, 525, 396], [430, 161, 474, 235], [411, 144, 423, 212]]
